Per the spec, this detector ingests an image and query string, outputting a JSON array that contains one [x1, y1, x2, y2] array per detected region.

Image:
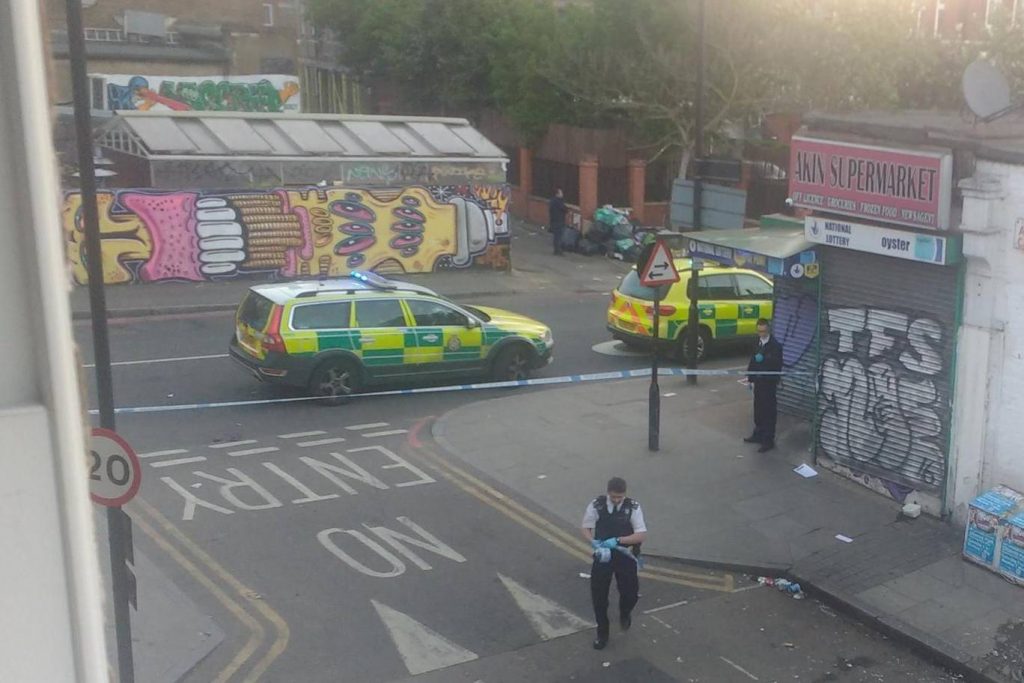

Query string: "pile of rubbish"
[[558, 206, 658, 262], [756, 576, 805, 599]]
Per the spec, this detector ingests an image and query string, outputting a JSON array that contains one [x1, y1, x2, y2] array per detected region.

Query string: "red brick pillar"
[[627, 159, 646, 224], [578, 155, 599, 224], [518, 146, 533, 196]]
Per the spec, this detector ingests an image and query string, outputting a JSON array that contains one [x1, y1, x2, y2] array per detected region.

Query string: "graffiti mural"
[[99, 74, 300, 112], [63, 185, 511, 284], [817, 307, 947, 490]]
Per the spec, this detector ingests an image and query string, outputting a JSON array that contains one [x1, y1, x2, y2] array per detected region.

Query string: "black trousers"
[[590, 551, 639, 637], [753, 380, 778, 443], [551, 223, 565, 253]]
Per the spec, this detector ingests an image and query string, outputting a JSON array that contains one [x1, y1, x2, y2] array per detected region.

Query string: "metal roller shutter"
[[816, 248, 959, 493], [774, 275, 820, 420]]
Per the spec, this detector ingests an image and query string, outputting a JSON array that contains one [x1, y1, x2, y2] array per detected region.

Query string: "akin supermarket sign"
[[789, 136, 953, 230]]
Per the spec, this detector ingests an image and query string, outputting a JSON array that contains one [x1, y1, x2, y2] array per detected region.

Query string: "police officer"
[[745, 318, 783, 453], [581, 477, 647, 650]]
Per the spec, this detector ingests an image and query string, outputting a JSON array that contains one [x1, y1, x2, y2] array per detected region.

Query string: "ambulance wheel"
[[310, 358, 360, 406], [492, 344, 533, 382], [677, 327, 710, 363]]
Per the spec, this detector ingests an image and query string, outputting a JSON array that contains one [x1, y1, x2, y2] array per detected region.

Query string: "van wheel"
[[677, 327, 711, 363], [492, 345, 533, 382], [310, 359, 360, 406]]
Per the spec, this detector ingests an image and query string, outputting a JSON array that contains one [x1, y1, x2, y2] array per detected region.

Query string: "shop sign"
[[805, 216, 960, 265], [686, 238, 819, 278], [790, 136, 953, 230]]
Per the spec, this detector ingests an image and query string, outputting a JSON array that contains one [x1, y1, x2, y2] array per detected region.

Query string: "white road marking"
[[643, 600, 690, 614], [228, 446, 280, 457], [650, 615, 681, 634], [138, 448, 189, 459], [209, 440, 258, 449], [361, 429, 408, 438], [84, 353, 228, 368], [149, 456, 208, 468], [371, 600, 478, 675], [719, 656, 759, 681], [498, 574, 593, 640], [278, 430, 327, 439], [296, 437, 346, 447], [731, 583, 765, 593], [346, 422, 389, 431]]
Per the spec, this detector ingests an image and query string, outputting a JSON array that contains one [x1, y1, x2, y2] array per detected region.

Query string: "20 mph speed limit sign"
[[89, 428, 142, 507]]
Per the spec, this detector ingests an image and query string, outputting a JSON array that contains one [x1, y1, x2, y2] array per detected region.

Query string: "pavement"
[[432, 376, 1024, 683]]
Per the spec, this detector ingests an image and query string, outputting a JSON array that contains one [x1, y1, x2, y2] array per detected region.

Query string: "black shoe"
[[743, 435, 761, 444], [758, 442, 775, 453], [620, 613, 632, 631], [593, 637, 607, 650]]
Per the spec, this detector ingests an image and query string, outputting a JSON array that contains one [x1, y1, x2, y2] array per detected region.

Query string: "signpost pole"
[[649, 294, 661, 452], [687, 0, 706, 387], [66, 0, 135, 678]]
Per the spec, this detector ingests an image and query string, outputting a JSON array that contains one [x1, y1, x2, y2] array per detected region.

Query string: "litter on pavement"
[[835, 534, 854, 543], [793, 463, 818, 478], [755, 576, 805, 599]]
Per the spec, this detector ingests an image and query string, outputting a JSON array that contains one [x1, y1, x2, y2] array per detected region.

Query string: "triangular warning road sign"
[[639, 241, 680, 287]]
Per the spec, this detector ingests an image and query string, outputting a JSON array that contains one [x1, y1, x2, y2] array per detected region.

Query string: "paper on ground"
[[835, 534, 854, 543], [793, 463, 818, 478]]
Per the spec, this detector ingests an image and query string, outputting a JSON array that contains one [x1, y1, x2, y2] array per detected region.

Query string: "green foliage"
[[306, 0, 1014, 153]]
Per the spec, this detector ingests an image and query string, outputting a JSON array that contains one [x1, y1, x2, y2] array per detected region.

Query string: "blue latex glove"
[[591, 539, 602, 550], [601, 537, 619, 549], [754, 353, 764, 363]]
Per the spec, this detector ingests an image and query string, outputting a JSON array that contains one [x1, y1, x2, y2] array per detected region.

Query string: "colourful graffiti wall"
[[63, 185, 511, 284], [97, 74, 300, 112]]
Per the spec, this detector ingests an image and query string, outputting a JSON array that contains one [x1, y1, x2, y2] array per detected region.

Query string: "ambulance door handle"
[[423, 334, 439, 342], [361, 337, 375, 343]]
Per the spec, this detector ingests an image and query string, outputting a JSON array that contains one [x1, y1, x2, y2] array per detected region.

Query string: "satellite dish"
[[963, 59, 1014, 122]]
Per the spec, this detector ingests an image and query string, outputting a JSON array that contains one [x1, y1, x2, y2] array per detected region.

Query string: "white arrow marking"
[[498, 574, 594, 640], [371, 600, 478, 675]]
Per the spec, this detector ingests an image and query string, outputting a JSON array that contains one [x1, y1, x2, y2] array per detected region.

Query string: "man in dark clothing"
[[581, 477, 647, 650], [549, 188, 567, 255], [745, 318, 784, 453]]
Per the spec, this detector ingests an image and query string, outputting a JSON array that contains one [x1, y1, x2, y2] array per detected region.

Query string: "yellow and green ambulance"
[[607, 258, 773, 361], [230, 271, 553, 401]]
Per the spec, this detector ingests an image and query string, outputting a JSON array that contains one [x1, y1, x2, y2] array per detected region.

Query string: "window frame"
[[287, 300, 352, 331], [353, 297, 411, 328], [733, 273, 773, 300], [405, 298, 472, 328], [263, 2, 275, 27], [697, 273, 739, 301]]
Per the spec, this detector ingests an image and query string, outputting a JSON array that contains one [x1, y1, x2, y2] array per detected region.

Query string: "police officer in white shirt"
[[581, 477, 647, 650]]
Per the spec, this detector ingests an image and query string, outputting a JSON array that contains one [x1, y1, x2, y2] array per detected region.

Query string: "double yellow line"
[[130, 498, 290, 682], [405, 424, 734, 593]]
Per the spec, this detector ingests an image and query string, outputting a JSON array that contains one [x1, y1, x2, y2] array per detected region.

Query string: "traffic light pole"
[[65, 0, 135, 680]]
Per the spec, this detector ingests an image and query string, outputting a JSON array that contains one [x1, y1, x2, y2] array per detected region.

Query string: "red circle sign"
[[88, 428, 142, 507]]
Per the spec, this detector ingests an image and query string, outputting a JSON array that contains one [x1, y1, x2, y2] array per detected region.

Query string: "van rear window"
[[617, 270, 671, 301], [238, 293, 274, 330]]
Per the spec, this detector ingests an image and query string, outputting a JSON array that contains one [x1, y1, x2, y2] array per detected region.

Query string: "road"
[[74, 280, 959, 681]]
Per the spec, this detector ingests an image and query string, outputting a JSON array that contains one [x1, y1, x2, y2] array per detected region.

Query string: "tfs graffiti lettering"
[[818, 307, 947, 489]]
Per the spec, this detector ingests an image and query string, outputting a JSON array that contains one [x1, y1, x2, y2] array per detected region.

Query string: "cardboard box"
[[963, 485, 1024, 569], [997, 511, 1024, 587]]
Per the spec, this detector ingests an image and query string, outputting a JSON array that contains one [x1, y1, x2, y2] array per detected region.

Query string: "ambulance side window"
[[407, 299, 469, 327], [291, 302, 351, 330], [698, 274, 737, 300], [355, 299, 407, 327], [735, 274, 773, 300]]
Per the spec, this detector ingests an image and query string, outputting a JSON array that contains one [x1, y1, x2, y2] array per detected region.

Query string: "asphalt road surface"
[[74, 288, 959, 682]]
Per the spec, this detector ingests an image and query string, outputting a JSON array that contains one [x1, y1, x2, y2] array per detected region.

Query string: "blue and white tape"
[[91, 367, 810, 416]]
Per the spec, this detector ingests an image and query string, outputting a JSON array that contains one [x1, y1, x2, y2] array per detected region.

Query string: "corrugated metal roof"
[[98, 111, 507, 161]]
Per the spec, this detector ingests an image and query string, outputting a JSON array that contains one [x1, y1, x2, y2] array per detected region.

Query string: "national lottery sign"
[[789, 136, 952, 230]]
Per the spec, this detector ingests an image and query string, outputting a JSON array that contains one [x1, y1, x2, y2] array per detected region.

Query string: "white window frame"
[[263, 2, 275, 27]]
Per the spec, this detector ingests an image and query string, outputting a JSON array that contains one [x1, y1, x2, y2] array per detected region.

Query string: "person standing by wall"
[[581, 477, 647, 650], [549, 188, 567, 256], [744, 318, 784, 452]]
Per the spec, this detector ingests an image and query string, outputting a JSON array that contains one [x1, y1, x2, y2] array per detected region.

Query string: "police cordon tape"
[[90, 367, 812, 416]]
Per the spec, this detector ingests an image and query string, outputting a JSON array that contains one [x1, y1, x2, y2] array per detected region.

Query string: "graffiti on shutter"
[[818, 306, 947, 491]]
